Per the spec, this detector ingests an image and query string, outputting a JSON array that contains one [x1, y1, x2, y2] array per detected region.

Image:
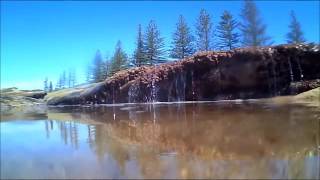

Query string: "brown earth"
[[46, 44, 320, 105]]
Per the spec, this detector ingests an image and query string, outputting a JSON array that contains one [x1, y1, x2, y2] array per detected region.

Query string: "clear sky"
[[1, 1, 319, 90]]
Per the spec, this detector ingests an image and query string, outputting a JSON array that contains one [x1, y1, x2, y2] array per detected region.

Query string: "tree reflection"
[[87, 125, 95, 149], [43, 102, 320, 179], [44, 120, 54, 139], [45, 120, 80, 149]]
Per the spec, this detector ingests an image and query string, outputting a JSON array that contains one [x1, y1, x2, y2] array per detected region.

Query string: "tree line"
[[43, 69, 77, 92], [45, 0, 307, 90]]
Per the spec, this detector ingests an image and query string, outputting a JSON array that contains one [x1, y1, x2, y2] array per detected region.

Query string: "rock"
[[0, 88, 46, 109], [294, 87, 320, 106], [25, 92, 47, 99], [45, 83, 104, 105], [289, 79, 320, 94], [46, 44, 320, 105]]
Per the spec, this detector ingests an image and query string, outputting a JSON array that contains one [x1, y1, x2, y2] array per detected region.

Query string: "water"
[[151, 77, 157, 103], [191, 70, 196, 100], [288, 58, 294, 82], [150, 64, 158, 103], [296, 57, 304, 80], [174, 71, 186, 102], [1, 101, 319, 179], [128, 84, 139, 103], [271, 62, 278, 96]]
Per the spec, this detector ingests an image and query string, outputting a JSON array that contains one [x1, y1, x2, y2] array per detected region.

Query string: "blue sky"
[[1, 1, 319, 90]]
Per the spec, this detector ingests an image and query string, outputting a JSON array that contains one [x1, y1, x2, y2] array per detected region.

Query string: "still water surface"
[[1, 101, 320, 179]]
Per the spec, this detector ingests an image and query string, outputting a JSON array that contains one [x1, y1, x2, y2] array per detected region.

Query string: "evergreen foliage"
[[49, 81, 53, 92], [43, 77, 48, 92], [240, 0, 271, 47], [217, 11, 240, 50], [144, 20, 166, 65], [287, 10, 305, 44], [110, 41, 128, 75], [196, 9, 213, 51], [68, 69, 77, 88], [92, 50, 105, 82], [133, 24, 147, 66], [170, 15, 195, 59]]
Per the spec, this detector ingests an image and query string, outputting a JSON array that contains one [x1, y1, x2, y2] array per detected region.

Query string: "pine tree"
[[57, 71, 67, 89], [133, 24, 147, 66], [104, 59, 112, 78], [92, 50, 105, 82], [68, 69, 77, 87], [63, 71, 67, 88], [110, 41, 128, 75], [196, 9, 213, 51], [55, 78, 61, 90], [56, 73, 64, 90], [170, 15, 195, 59], [287, 10, 305, 44], [49, 81, 53, 92], [86, 62, 93, 83], [217, 11, 240, 50], [68, 70, 72, 88], [144, 20, 166, 65], [240, 0, 271, 47], [128, 56, 137, 68], [43, 77, 48, 92], [72, 71, 77, 87]]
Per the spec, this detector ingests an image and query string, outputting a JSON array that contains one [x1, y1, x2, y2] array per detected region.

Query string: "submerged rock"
[[46, 44, 320, 105]]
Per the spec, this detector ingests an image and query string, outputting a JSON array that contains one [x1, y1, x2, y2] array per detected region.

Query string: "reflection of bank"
[[43, 103, 320, 179], [45, 104, 319, 160], [317, 117, 320, 180]]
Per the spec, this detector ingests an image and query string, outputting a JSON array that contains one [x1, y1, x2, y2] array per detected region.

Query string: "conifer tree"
[[56, 78, 61, 90], [56, 72, 65, 89], [92, 50, 105, 82], [86, 62, 93, 83], [100, 58, 110, 79], [61, 71, 66, 89], [196, 9, 213, 51], [72, 71, 77, 87], [43, 77, 48, 92], [144, 20, 166, 65], [170, 15, 195, 59], [110, 41, 128, 75], [68, 69, 77, 87], [133, 24, 147, 66], [240, 0, 271, 47], [287, 10, 305, 44], [49, 81, 53, 92], [217, 11, 240, 50]]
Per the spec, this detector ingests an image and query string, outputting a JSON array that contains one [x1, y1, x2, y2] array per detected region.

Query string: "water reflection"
[[1, 101, 319, 179]]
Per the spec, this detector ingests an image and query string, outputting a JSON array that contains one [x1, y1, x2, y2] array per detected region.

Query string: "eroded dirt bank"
[[45, 44, 320, 105]]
